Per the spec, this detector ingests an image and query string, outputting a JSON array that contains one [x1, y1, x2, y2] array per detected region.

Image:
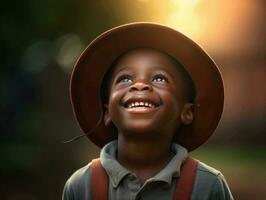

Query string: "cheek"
[[108, 89, 124, 116], [161, 91, 183, 118], [160, 88, 180, 107]]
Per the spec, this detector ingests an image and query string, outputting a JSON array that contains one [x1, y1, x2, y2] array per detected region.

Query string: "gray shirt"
[[62, 141, 234, 200]]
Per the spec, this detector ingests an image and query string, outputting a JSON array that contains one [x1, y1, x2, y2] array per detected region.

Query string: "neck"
[[117, 133, 174, 184]]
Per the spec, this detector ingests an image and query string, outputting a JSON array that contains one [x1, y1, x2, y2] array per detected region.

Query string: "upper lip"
[[122, 95, 161, 109]]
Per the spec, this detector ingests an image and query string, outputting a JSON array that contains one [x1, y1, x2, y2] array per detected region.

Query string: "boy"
[[63, 23, 234, 200]]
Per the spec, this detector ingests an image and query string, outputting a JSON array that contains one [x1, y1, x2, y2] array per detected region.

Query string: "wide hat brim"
[[70, 22, 224, 151]]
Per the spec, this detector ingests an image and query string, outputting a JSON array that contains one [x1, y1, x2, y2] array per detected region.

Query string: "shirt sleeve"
[[62, 179, 74, 200], [209, 174, 234, 200], [191, 162, 234, 200], [61, 164, 92, 200]]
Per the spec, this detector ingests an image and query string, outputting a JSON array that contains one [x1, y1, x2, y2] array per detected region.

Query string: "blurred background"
[[0, 0, 265, 199]]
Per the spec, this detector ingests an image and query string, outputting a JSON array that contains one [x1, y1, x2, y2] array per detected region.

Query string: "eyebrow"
[[114, 64, 175, 73]]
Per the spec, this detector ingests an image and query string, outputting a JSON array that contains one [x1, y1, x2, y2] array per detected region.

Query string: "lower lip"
[[124, 107, 158, 113]]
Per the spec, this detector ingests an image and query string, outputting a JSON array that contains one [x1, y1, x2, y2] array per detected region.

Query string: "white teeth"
[[127, 101, 156, 108]]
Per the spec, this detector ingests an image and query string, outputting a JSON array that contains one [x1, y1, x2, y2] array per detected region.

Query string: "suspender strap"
[[91, 159, 109, 200], [173, 156, 199, 200], [91, 156, 198, 200]]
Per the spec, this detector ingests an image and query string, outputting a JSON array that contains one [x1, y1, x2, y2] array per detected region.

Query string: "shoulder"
[[197, 161, 222, 178], [191, 161, 234, 200], [68, 163, 92, 184], [62, 163, 92, 200]]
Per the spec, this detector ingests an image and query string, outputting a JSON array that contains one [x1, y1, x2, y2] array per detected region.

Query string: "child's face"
[[104, 48, 193, 139]]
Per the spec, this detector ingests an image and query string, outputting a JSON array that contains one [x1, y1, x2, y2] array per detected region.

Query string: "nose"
[[129, 81, 152, 92]]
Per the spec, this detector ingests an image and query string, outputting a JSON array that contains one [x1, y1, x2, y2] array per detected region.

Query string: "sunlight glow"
[[170, 0, 200, 7], [130, 0, 258, 52], [167, 0, 201, 39]]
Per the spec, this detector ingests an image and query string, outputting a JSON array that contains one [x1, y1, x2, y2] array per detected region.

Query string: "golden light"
[[167, 0, 201, 39], [130, 0, 263, 54]]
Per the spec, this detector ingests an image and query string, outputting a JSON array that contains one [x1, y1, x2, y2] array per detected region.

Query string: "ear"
[[103, 104, 112, 127], [180, 103, 194, 125]]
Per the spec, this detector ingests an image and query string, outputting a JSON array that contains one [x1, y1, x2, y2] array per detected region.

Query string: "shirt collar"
[[100, 140, 188, 188]]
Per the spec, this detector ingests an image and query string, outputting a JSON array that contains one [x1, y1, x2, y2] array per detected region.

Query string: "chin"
[[119, 121, 159, 135]]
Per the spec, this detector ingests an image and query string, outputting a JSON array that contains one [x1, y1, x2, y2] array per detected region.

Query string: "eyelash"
[[116, 74, 168, 84]]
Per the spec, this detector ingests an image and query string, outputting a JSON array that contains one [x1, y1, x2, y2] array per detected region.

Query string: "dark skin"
[[104, 48, 194, 185]]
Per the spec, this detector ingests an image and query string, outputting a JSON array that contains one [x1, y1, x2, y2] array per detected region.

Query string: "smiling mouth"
[[126, 101, 157, 109]]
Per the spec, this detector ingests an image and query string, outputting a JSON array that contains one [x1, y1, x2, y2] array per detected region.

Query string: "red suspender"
[[173, 157, 199, 200], [91, 157, 198, 200], [91, 159, 109, 200]]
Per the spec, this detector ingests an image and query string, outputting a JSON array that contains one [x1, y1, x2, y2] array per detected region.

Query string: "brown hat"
[[70, 22, 224, 151]]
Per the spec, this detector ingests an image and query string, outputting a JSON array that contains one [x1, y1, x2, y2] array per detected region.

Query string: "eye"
[[152, 74, 168, 83], [116, 75, 133, 83]]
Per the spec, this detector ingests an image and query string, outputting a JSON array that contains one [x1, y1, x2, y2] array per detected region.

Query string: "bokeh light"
[[55, 34, 84, 73]]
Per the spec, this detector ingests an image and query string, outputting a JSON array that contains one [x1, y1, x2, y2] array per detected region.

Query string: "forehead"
[[112, 48, 182, 75]]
